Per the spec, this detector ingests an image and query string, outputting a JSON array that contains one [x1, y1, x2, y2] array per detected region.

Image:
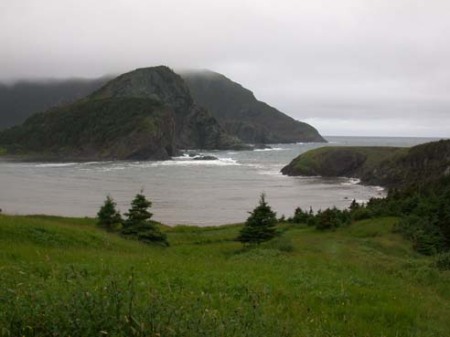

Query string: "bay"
[[0, 136, 440, 225]]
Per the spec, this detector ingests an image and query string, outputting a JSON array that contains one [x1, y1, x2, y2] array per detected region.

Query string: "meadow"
[[1, 214, 449, 336]]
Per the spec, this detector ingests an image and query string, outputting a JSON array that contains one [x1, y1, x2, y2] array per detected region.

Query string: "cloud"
[[1, 0, 449, 137]]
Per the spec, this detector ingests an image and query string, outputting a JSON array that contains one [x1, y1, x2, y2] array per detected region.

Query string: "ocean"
[[0, 136, 441, 226]]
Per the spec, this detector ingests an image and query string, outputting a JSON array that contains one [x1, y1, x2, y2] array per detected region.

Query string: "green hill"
[[1, 213, 449, 336], [0, 97, 175, 160], [0, 69, 325, 146], [281, 139, 450, 188], [182, 70, 326, 144], [0, 66, 244, 160]]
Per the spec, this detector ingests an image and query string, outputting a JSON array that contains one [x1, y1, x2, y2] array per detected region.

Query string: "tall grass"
[[0, 214, 449, 336]]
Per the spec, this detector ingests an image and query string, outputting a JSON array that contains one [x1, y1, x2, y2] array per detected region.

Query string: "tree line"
[[97, 176, 450, 270], [97, 191, 168, 246]]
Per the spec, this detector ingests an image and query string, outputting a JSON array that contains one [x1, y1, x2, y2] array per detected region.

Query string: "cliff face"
[[0, 66, 244, 161], [281, 140, 450, 189], [181, 70, 326, 144]]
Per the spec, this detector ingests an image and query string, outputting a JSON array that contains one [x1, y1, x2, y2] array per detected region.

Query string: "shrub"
[[315, 207, 349, 230], [394, 216, 445, 255], [435, 252, 450, 271], [291, 207, 312, 224]]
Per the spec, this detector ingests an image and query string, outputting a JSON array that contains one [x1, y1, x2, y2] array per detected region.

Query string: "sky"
[[0, 0, 449, 137]]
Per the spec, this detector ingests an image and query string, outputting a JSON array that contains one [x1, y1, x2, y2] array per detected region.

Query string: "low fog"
[[1, 0, 449, 137]]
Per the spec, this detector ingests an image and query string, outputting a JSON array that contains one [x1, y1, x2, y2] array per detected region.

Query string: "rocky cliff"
[[181, 70, 326, 144]]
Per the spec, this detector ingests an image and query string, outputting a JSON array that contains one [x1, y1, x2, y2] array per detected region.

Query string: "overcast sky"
[[1, 0, 449, 137]]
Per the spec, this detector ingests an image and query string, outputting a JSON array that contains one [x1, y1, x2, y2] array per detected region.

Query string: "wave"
[[340, 178, 361, 186], [254, 147, 285, 152], [34, 163, 78, 168], [172, 153, 191, 159], [149, 157, 240, 167], [246, 163, 285, 177]]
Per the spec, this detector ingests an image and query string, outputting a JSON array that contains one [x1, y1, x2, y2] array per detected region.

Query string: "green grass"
[[1, 214, 449, 336], [286, 146, 407, 176]]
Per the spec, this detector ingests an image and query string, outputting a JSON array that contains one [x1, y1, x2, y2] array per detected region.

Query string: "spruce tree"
[[237, 193, 278, 245], [122, 192, 168, 246], [97, 195, 122, 231]]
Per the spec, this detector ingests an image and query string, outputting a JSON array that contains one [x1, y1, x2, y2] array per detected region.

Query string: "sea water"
[[0, 136, 440, 225]]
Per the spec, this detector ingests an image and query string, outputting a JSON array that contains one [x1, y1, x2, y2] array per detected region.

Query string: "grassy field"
[[1, 214, 449, 336]]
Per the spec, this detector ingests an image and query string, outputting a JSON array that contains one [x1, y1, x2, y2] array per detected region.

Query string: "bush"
[[394, 216, 445, 255], [291, 207, 313, 224], [351, 208, 373, 221], [315, 207, 350, 231], [435, 252, 450, 271]]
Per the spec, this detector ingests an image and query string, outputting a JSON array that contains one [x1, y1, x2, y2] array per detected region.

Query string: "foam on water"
[[340, 178, 361, 186], [34, 163, 78, 168], [149, 157, 239, 167], [254, 147, 285, 152]]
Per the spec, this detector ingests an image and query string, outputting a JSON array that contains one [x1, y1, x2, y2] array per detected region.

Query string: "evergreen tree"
[[122, 192, 168, 246], [292, 207, 311, 224], [97, 195, 122, 231], [237, 194, 278, 245]]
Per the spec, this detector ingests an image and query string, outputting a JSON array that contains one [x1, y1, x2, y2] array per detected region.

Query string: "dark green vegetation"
[[182, 70, 325, 144], [0, 66, 244, 160], [287, 176, 450, 256], [281, 139, 450, 189], [282, 139, 450, 256], [0, 77, 110, 130], [0, 68, 325, 160], [121, 193, 168, 246], [281, 146, 406, 186], [97, 193, 168, 245], [237, 194, 278, 245], [1, 213, 449, 336], [97, 196, 122, 231], [0, 97, 175, 160], [365, 176, 450, 256]]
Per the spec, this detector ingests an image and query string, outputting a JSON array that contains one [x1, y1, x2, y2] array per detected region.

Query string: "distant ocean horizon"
[[0, 136, 443, 226]]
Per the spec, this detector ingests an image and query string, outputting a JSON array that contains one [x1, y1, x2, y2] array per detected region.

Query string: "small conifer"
[[97, 195, 122, 231], [237, 193, 278, 245]]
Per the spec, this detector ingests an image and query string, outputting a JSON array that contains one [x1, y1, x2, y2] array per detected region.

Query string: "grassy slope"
[[1, 215, 449, 336], [281, 146, 406, 177], [282, 140, 450, 189]]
